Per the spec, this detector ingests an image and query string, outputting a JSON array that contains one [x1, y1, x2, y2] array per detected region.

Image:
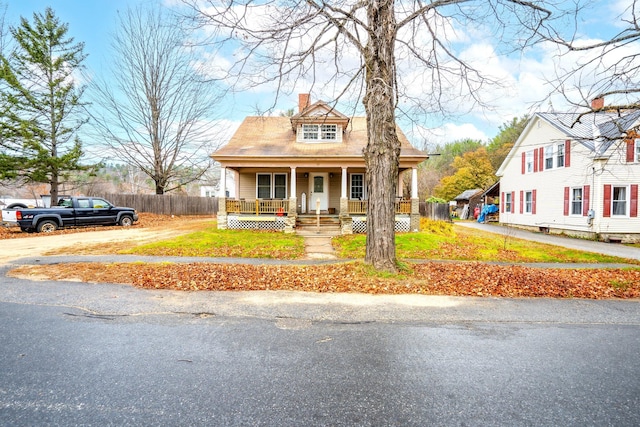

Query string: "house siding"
[[498, 115, 640, 242]]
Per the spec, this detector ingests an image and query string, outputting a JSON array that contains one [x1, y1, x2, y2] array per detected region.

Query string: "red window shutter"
[[563, 187, 570, 216], [501, 192, 504, 213], [532, 189, 537, 214], [627, 139, 635, 163], [519, 191, 523, 214], [511, 191, 515, 213], [631, 184, 638, 217], [583, 185, 590, 216], [538, 148, 544, 171], [603, 184, 611, 217], [521, 152, 525, 174], [565, 140, 571, 167], [533, 148, 538, 172]]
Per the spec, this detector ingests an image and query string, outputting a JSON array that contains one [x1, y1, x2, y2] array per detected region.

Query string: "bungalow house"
[[496, 98, 640, 243], [212, 94, 429, 234]]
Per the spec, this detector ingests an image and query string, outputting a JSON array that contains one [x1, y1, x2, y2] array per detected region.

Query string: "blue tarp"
[[477, 204, 499, 223]]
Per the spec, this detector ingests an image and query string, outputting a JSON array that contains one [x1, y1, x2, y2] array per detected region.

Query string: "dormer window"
[[298, 124, 340, 143]]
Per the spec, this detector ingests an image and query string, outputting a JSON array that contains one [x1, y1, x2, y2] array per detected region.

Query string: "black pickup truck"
[[16, 196, 138, 233]]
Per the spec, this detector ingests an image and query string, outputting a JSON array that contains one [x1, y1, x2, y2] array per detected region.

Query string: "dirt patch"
[[0, 214, 213, 264]]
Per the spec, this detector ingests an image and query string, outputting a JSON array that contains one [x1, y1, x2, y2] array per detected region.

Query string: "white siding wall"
[[500, 116, 640, 239], [593, 149, 640, 234]]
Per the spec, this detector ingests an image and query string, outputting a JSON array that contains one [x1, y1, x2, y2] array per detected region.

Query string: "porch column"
[[217, 167, 227, 230], [341, 167, 347, 199], [286, 166, 297, 233], [410, 167, 420, 232], [411, 167, 418, 199], [219, 167, 227, 197], [290, 167, 297, 197], [340, 167, 351, 234]]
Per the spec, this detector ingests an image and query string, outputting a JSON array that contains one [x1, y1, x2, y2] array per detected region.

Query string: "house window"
[[302, 124, 319, 140], [571, 187, 582, 215], [612, 186, 627, 216], [274, 174, 287, 199], [557, 142, 565, 167], [256, 173, 287, 199], [544, 146, 554, 170], [635, 139, 640, 162], [350, 173, 364, 200], [525, 191, 533, 213], [505, 192, 512, 212], [321, 124, 337, 140], [257, 174, 271, 199], [525, 151, 534, 173], [301, 124, 338, 142]]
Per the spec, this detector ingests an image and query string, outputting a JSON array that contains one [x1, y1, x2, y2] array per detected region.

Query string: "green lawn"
[[332, 218, 637, 264], [123, 225, 306, 259], [122, 218, 636, 264]]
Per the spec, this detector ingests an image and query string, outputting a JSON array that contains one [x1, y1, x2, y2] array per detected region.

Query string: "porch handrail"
[[347, 199, 412, 214], [226, 199, 289, 215]]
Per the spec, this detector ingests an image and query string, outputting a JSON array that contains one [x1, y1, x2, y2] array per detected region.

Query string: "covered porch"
[[216, 165, 420, 234]]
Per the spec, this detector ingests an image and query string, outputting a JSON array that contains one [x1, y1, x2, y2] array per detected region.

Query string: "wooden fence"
[[420, 202, 451, 222], [101, 194, 218, 216]]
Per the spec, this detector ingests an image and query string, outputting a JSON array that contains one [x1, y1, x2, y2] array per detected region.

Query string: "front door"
[[309, 173, 329, 212]]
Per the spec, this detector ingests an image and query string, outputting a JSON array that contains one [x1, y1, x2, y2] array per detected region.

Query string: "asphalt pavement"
[[456, 221, 640, 261], [2, 225, 640, 426]]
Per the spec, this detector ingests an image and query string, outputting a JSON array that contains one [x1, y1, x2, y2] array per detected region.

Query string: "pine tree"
[[0, 7, 89, 202]]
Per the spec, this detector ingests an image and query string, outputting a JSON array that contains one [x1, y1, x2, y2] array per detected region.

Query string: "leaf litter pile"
[[9, 261, 640, 299]]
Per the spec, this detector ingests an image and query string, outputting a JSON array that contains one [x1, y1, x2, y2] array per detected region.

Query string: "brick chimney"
[[591, 96, 604, 110], [298, 93, 310, 113]]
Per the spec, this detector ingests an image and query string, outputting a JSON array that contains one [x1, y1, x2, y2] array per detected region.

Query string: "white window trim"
[[525, 151, 534, 174], [544, 146, 554, 170], [297, 124, 342, 143], [505, 192, 512, 213], [255, 173, 288, 199], [556, 142, 565, 168], [635, 139, 640, 163], [349, 173, 366, 200], [611, 185, 629, 217], [570, 187, 583, 216]]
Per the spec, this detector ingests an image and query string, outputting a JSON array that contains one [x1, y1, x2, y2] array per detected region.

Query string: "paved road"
[[456, 222, 640, 261], [2, 273, 640, 426]]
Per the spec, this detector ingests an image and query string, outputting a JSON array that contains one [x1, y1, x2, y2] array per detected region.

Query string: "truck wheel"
[[7, 204, 27, 209], [119, 215, 133, 227], [37, 220, 58, 233]]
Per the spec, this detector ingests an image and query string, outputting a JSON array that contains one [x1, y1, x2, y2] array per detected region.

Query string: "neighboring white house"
[[496, 98, 640, 243]]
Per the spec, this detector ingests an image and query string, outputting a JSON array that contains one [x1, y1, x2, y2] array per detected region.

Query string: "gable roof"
[[213, 105, 428, 165], [454, 189, 482, 201], [537, 110, 640, 154], [289, 100, 350, 130], [496, 109, 640, 176]]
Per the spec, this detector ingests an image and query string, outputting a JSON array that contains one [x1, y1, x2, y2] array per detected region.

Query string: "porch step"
[[296, 225, 342, 236], [296, 214, 340, 227]]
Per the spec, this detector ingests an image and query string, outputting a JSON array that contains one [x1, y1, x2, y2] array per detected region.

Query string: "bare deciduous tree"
[[89, 5, 222, 195], [183, 0, 570, 271], [543, 1, 640, 117]]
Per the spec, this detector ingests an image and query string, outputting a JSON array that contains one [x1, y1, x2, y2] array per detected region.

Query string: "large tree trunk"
[[363, 0, 400, 272]]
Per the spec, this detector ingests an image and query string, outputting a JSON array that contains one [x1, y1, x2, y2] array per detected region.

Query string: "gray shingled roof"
[[537, 110, 640, 155], [454, 189, 482, 201]]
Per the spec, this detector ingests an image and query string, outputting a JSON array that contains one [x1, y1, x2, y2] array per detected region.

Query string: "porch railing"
[[226, 199, 289, 215], [348, 200, 413, 214]]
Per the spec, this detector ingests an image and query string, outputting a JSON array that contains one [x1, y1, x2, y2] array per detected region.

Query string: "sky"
[[2, 0, 635, 153]]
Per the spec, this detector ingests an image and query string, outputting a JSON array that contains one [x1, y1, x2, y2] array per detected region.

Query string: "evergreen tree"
[[0, 7, 89, 202]]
